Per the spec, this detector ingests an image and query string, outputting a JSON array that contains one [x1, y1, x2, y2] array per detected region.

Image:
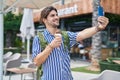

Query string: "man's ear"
[[43, 18, 46, 24]]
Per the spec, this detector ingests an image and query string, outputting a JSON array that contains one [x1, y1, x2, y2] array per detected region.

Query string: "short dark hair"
[[40, 6, 57, 24]]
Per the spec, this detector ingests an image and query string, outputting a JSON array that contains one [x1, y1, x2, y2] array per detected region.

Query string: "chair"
[[90, 70, 120, 80], [23, 62, 37, 80], [3, 53, 22, 75], [3, 51, 13, 62]]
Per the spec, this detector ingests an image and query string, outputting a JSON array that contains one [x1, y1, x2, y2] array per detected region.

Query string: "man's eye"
[[51, 14, 58, 17], [51, 14, 55, 17]]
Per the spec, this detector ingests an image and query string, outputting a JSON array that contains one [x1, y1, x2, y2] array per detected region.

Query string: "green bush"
[[99, 58, 120, 72], [4, 47, 22, 54]]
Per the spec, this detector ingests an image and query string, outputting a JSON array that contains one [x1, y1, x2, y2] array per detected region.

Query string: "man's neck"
[[46, 26, 58, 35]]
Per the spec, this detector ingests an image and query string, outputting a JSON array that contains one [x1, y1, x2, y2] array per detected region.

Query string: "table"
[[113, 60, 120, 64], [7, 68, 36, 80]]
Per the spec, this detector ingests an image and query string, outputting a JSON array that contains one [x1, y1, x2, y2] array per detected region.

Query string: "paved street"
[[71, 59, 98, 80]]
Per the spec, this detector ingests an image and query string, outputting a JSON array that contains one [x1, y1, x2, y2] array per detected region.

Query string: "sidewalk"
[[70, 59, 91, 68], [3, 59, 98, 80]]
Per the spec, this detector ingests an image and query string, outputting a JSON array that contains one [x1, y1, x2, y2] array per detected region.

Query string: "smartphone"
[[98, 5, 104, 16]]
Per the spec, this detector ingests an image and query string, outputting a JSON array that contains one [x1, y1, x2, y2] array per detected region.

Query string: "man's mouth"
[[54, 19, 59, 22]]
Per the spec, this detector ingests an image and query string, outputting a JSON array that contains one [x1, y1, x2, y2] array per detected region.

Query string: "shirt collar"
[[43, 29, 54, 37]]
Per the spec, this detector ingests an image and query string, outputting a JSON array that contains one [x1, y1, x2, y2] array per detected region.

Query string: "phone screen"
[[98, 6, 104, 16]]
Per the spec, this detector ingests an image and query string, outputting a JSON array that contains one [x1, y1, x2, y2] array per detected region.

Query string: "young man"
[[32, 6, 109, 80]]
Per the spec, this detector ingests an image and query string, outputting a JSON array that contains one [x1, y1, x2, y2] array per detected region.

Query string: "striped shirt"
[[32, 29, 77, 80]]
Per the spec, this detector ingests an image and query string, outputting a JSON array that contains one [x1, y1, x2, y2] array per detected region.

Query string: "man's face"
[[44, 10, 60, 28]]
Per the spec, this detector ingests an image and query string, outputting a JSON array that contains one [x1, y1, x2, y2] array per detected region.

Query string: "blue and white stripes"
[[32, 29, 77, 80]]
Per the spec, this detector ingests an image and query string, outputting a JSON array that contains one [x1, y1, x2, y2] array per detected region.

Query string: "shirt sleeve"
[[32, 36, 41, 60], [67, 31, 78, 47]]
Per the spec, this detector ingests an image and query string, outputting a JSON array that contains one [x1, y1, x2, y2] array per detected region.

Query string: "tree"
[[4, 12, 22, 47], [87, 0, 101, 71]]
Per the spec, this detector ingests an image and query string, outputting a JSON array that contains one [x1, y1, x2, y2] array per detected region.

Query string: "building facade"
[[33, 0, 120, 51]]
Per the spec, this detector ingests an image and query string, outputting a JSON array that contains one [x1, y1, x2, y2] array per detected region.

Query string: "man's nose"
[[55, 15, 59, 19]]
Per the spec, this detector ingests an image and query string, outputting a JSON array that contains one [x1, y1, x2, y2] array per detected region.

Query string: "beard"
[[49, 22, 59, 28], [52, 20, 59, 28], [45, 19, 60, 28], [52, 24, 59, 28]]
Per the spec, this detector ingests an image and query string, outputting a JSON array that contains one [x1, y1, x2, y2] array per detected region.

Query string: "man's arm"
[[76, 16, 109, 42], [33, 44, 53, 66]]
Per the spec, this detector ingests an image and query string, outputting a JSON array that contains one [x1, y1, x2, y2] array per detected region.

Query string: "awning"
[[5, 0, 57, 9], [4, 0, 59, 13]]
